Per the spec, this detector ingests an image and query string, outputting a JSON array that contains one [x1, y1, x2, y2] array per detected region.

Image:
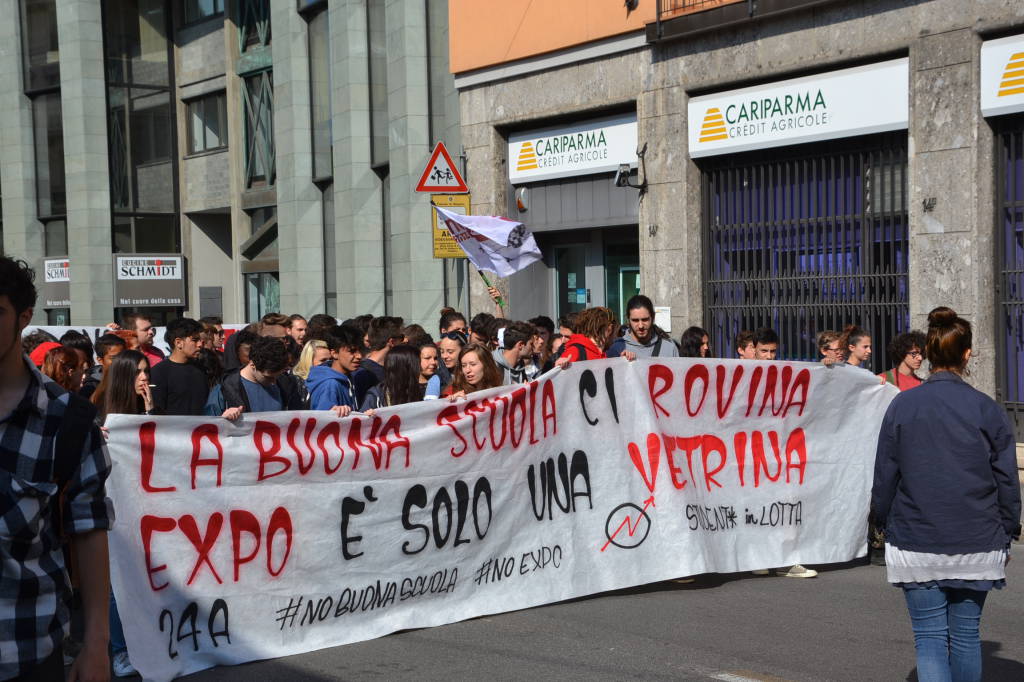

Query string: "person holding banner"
[[840, 325, 873, 370], [307, 324, 364, 416], [607, 295, 678, 360], [560, 307, 617, 362], [872, 307, 1021, 682], [878, 331, 926, 391], [445, 343, 504, 397]]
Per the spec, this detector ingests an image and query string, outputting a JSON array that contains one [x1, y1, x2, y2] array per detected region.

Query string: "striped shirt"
[[0, 357, 113, 679]]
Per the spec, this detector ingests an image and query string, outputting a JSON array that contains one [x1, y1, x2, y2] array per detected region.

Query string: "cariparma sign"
[[981, 33, 1024, 118], [688, 58, 908, 158], [508, 114, 637, 184]]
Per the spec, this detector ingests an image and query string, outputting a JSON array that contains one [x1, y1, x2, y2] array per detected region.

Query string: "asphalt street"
[[181, 552, 1024, 682]]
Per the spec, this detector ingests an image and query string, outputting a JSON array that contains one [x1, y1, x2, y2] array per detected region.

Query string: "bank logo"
[[999, 52, 1024, 97], [698, 108, 729, 143], [516, 141, 539, 172]]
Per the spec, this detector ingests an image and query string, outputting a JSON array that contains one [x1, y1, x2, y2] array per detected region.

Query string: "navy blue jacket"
[[871, 371, 1021, 554]]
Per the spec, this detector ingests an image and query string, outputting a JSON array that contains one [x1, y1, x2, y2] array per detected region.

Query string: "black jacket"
[[220, 369, 304, 412], [871, 371, 1021, 554]]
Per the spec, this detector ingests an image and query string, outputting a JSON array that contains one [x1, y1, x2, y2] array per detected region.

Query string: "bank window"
[[184, 0, 223, 24], [187, 92, 227, 154]]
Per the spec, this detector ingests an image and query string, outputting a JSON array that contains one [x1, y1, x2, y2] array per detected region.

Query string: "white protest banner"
[[21, 325, 247, 357], [105, 359, 896, 680], [432, 205, 542, 277]]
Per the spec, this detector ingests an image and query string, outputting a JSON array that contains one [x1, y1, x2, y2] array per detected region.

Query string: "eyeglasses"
[[907, 351, 923, 358], [440, 331, 468, 343], [824, 345, 841, 353]]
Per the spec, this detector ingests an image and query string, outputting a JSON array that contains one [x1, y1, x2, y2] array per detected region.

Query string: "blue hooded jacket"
[[306, 364, 357, 411]]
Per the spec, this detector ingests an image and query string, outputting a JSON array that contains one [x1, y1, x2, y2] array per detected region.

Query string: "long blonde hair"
[[293, 339, 328, 380]]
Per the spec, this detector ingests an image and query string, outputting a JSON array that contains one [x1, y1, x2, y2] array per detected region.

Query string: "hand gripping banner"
[[104, 359, 897, 680]]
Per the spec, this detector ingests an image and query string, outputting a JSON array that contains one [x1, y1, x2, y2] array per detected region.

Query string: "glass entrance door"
[[554, 246, 588, 316], [605, 241, 640, 323]]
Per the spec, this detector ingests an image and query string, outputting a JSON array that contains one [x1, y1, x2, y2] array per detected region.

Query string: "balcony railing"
[[650, 0, 839, 43], [657, 0, 748, 20]]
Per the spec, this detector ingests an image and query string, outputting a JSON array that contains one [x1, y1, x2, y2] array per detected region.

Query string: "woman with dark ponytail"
[[839, 324, 872, 369], [871, 307, 1021, 682]]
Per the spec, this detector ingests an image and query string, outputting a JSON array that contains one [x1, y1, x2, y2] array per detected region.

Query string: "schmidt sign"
[[113, 254, 186, 308]]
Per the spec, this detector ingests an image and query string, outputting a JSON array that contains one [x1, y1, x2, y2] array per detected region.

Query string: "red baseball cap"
[[29, 341, 62, 368]]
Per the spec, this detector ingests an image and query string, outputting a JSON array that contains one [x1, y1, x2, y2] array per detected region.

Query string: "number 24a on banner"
[[432, 193, 469, 259]]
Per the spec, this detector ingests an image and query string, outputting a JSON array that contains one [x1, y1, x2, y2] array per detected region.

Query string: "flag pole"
[[476, 270, 506, 312]]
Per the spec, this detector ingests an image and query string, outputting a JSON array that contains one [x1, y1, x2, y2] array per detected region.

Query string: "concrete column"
[[331, 0, 385, 319], [56, 0, 113, 325], [639, 75, 699, 334], [272, 2, 325, 317], [0, 0, 45, 323], [385, 0, 443, 329], [908, 29, 997, 396]]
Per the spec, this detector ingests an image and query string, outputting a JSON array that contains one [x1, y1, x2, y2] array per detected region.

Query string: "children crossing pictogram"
[[415, 142, 468, 193]]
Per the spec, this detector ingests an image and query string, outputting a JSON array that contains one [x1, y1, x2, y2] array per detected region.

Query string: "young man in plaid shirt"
[[0, 257, 113, 681]]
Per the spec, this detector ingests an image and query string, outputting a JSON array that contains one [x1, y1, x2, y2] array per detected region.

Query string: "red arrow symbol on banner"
[[600, 496, 656, 553]]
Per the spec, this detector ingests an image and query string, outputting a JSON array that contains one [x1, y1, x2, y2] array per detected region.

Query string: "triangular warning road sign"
[[415, 142, 468, 193]]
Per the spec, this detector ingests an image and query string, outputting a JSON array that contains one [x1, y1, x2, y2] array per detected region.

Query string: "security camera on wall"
[[614, 163, 632, 188]]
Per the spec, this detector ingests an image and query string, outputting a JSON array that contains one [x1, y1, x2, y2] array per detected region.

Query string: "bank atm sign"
[[688, 58, 908, 158]]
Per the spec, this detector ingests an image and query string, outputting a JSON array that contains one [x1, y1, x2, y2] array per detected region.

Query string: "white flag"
[[433, 205, 543, 277]]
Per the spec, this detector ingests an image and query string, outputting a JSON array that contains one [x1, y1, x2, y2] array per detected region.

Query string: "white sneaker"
[[775, 564, 818, 578], [112, 651, 137, 677]]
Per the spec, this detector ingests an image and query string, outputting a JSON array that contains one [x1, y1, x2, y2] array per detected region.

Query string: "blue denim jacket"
[[871, 371, 1021, 554]]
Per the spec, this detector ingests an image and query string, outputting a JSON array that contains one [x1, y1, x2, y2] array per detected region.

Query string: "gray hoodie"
[[607, 330, 679, 359], [492, 348, 530, 384]]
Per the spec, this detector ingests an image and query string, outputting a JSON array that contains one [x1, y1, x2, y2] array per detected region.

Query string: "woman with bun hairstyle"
[[871, 307, 1021, 682], [840, 324, 872, 369]]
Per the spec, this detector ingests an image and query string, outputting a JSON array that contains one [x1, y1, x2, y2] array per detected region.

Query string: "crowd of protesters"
[[3, 253, 1019, 682]]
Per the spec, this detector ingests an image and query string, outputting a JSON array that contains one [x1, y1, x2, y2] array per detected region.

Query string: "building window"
[[184, 0, 224, 24], [996, 115, 1024, 439], [32, 92, 65, 218], [308, 9, 332, 179], [112, 215, 180, 253], [242, 71, 275, 188], [367, 0, 388, 167], [20, 0, 60, 93], [239, 0, 270, 52], [245, 271, 280, 321], [42, 219, 67, 256], [186, 92, 227, 154], [701, 133, 910, 370]]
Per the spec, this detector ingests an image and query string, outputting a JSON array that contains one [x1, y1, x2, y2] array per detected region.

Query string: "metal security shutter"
[[701, 133, 909, 371], [996, 115, 1024, 440]]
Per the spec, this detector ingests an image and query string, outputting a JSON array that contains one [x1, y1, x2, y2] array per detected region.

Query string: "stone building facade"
[[452, 0, 1024, 458], [0, 0, 465, 330]]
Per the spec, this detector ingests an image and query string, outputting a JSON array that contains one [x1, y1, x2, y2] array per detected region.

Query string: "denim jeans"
[[109, 591, 127, 655], [902, 585, 987, 682]]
